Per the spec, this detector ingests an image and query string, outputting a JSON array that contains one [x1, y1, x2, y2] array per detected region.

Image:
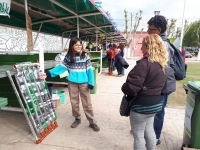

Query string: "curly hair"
[[142, 34, 168, 70], [147, 15, 167, 33]]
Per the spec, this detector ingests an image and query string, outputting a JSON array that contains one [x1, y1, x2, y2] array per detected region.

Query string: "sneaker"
[[89, 123, 100, 131], [156, 139, 161, 145], [116, 74, 123, 77], [71, 118, 81, 128]]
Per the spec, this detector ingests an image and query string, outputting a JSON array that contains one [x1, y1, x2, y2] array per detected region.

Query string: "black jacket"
[[121, 58, 167, 97], [115, 54, 129, 70]]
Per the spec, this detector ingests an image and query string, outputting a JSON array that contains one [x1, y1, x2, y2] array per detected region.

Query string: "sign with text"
[[0, 0, 10, 17]]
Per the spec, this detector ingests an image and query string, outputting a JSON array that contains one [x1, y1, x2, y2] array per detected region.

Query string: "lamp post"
[[179, 0, 187, 51], [154, 11, 160, 16]]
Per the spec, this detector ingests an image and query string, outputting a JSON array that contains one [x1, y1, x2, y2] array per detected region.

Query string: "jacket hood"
[[159, 32, 167, 41]]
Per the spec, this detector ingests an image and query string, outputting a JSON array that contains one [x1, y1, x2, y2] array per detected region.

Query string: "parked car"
[[185, 52, 193, 58], [190, 52, 197, 56]]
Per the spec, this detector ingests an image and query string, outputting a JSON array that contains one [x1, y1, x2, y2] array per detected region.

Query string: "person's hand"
[[88, 84, 94, 90], [39, 73, 47, 80]]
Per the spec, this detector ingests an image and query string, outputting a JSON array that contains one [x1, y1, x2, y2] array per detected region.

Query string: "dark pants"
[[117, 66, 123, 75], [154, 93, 170, 139], [108, 59, 115, 72]]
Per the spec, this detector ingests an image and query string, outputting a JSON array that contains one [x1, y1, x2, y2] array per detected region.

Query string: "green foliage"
[[169, 38, 176, 43], [178, 63, 200, 84], [168, 62, 200, 106], [183, 20, 200, 47]]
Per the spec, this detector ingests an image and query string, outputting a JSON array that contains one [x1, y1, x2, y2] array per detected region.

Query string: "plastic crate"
[[53, 90, 66, 104]]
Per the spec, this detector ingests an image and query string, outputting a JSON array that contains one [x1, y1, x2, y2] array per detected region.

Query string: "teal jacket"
[[47, 53, 94, 89]]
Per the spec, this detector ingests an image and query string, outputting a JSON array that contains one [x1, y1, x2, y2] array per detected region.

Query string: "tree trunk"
[[197, 48, 200, 61], [125, 47, 131, 59]]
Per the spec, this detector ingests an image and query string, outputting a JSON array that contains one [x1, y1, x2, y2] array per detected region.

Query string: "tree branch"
[[123, 10, 142, 48], [136, 28, 144, 45]]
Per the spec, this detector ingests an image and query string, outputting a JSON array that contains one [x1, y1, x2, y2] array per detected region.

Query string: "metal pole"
[[39, 43, 44, 72], [1, 107, 23, 112], [64, 39, 69, 49], [106, 36, 107, 50], [24, 0, 28, 13], [179, 0, 187, 51], [62, 31, 64, 50], [99, 48, 102, 74], [77, 17, 79, 38], [96, 30, 98, 51], [24, 0, 29, 51], [64, 32, 72, 49], [34, 23, 43, 46]]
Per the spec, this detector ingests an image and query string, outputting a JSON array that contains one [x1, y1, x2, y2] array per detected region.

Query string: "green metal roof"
[[0, 0, 125, 41]]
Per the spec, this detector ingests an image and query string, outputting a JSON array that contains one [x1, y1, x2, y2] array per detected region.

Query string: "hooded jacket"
[[159, 33, 176, 93], [121, 57, 167, 113], [115, 54, 129, 70]]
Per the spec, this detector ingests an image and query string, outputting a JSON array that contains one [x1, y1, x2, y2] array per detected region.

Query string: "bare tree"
[[124, 9, 142, 47], [135, 28, 144, 45], [124, 9, 128, 39], [197, 23, 200, 47], [166, 19, 177, 38], [174, 27, 181, 38]]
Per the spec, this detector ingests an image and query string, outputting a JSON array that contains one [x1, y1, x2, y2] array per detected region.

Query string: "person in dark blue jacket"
[[119, 43, 125, 75], [115, 53, 129, 77]]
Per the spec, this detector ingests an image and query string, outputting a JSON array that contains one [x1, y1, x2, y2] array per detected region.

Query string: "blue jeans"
[[154, 93, 169, 139], [121, 67, 125, 75]]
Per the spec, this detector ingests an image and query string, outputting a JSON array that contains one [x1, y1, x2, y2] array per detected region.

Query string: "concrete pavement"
[[0, 58, 186, 150]]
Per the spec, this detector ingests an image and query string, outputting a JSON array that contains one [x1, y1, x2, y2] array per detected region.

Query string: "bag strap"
[[142, 67, 162, 90]]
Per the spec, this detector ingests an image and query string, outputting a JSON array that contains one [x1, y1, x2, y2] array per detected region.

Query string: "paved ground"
[[0, 58, 186, 150]]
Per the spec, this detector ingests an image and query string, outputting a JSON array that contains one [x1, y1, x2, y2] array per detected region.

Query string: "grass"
[[169, 38, 176, 43], [167, 62, 200, 107]]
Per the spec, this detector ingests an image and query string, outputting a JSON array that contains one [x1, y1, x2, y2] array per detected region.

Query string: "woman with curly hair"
[[121, 34, 168, 150]]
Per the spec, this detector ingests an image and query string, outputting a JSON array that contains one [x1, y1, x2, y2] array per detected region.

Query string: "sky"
[[100, 0, 200, 31]]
